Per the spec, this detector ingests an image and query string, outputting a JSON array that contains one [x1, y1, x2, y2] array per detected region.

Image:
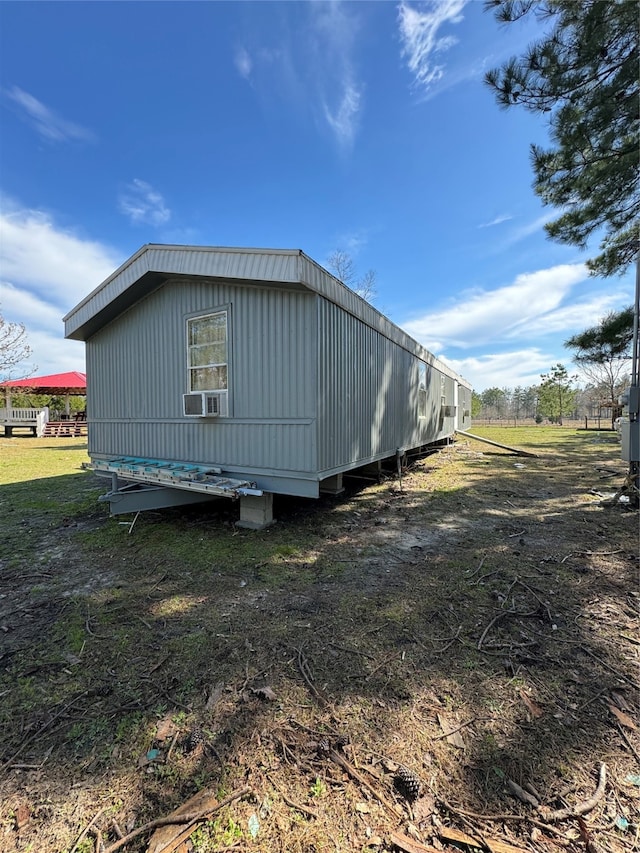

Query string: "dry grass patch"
[[0, 428, 638, 852]]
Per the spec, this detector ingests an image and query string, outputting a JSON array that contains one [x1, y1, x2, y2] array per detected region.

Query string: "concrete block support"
[[237, 493, 274, 530], [319, 473, 344, 495]]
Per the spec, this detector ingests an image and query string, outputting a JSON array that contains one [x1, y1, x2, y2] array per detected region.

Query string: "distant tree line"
[[473, 307, 634, 426], [473, 363, 628, 426], [473, 366, 574, 425]]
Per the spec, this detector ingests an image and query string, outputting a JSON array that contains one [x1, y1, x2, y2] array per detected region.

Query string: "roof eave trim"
[[63, 243, 153, 322]]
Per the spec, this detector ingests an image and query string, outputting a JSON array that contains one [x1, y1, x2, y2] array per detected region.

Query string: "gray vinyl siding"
[[70, 245, 473, 500], [316, 300, 460, 474], [66, 245, 468, 392], [66, 246, 303, 338], [457, 383, 472, 431], [88, 421, 313, 474], [86, 277, 317, 476]]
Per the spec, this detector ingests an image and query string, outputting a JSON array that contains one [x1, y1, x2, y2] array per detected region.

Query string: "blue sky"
[[0, 0, 634, 392]]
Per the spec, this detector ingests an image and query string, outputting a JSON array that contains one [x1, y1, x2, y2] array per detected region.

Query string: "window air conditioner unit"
[[182, 392, 228, 418], [204, 392, 228, 417], [183, 392, 205, 416]]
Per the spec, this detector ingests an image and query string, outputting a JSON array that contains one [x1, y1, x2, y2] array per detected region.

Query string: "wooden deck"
[[0, 408, 87, 438], [43, 420, 88, 438], [1, 407, 49, 437]]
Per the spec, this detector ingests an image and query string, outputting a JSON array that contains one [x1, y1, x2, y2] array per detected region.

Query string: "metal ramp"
[[90, 456, 263, 515]]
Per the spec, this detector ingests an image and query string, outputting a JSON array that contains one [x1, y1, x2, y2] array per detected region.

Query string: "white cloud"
[[323, 82, 362, 150], [403, 260, 634, 391], [398, 0, 468, 93], [242, 2, 363, 150], [118, 179, 171, 226], [0, 204, 119, 306], [0, 281, 64, 328], [0, 202, 121, 376], [332, 228, 371, 257], [442, 348, 558, 392], [501, 211, 557, 247], [404, 263, 589, 349], [478, 214, 513, 229], [13, 328, 88, 378], [310, 1, 363, 149], [521, 292, 629, 338], [234, 47, 253, 80], [6, 86, 95, 143]]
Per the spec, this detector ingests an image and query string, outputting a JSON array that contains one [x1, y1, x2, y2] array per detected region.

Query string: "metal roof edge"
[[64, 244, 471, 389], [296, 250, 470, 388], [64, 245, 305, 324], [63, 243, 152, 322], [144, 244, 303, 257]]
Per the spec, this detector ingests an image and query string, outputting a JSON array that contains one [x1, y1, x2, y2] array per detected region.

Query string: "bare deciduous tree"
[[327, 250, 377, 303], [565, 307, 633, 425], [0, 311, 35, 381]]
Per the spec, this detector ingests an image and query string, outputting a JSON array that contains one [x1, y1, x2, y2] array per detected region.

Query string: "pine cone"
[[185, 725, 205, 753], [394, 765, 422, 801], [334, 734, 349, 750], [317, 737, 331, 755]]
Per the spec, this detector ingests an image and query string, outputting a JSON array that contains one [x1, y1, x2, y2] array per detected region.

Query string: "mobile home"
[[64, 245, 472, 528]]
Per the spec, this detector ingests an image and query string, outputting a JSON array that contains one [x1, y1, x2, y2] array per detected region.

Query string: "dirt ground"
[[0, 428, 638, 853]]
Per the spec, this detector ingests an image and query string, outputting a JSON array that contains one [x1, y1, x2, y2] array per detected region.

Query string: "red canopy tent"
[[1, 372, 87, 419], [0, 371, 86, 395]]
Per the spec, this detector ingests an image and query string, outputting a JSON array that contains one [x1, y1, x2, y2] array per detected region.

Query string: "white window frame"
[[186, 309, 229, 394]]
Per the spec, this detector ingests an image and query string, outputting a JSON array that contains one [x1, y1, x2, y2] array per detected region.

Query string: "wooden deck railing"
[[0, 407, 49, 437]]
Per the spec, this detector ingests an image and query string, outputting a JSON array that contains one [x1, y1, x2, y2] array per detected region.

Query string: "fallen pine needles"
[[102, 786, 252, 853]]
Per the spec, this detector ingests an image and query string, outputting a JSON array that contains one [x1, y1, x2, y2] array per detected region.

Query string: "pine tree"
[[481, 387, 508, 420], [538, 363, 578, 424], [485, 1, 639, 277], [471, 391, 483, 418]]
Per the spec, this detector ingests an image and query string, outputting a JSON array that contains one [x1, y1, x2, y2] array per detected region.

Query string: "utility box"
[[619, 385, 640, 463], [619, 385, 640, 414], [620, 419, 640, 462]]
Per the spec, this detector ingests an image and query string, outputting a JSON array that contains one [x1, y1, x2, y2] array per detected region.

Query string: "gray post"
[[629, 256, 640, 506]]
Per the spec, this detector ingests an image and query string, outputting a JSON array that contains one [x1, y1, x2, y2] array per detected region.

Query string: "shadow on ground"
[[0, 430, 638, 852]]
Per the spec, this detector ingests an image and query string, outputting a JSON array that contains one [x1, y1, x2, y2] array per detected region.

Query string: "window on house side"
[[187, 311, 228, 392], [418, 362, 427, 418]]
